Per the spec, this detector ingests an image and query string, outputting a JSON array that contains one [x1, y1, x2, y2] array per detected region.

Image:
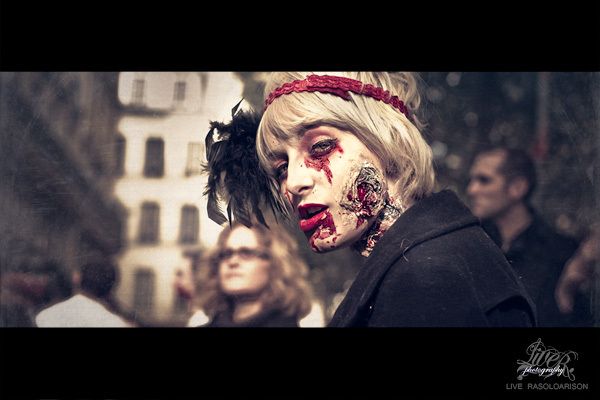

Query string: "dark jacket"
[[482, 214, 592, 327], [204, 309, 299, 327], [329, 190, 536, 327]]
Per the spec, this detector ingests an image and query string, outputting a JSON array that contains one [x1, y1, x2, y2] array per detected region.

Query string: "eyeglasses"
[[216, 247, 270, 262]]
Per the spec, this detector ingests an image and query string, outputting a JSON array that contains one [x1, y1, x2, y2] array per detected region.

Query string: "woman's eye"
[[275, 163, 288, 181], [310, 139, 337, 157]]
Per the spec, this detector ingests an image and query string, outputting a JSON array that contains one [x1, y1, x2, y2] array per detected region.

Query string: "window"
[[199, 73, 208, 95], [173, 81, 186, 103], [199, 73, 209, 110], [144, 138, 164, 177], [132, 79, 145, 105], [185, 142, 203, 176], [179, 205, 199, 244], [139, 202, 160, 244], [114, 134, 126, 176], [133, 269, 155, 316]]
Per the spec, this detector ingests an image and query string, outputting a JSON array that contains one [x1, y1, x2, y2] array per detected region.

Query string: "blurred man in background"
[[35, 261, 133, 327], [467, 147, 593, 327]]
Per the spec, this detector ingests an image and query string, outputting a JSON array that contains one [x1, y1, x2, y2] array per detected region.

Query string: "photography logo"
[[505, 338, 589, 391]]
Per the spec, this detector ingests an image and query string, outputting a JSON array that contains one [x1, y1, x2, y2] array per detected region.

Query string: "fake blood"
[[357, 183, 368, 201], [304, 157, 333, 183], [309, 210, 337, 251], [347, 181, 379, 228], [304, 145, 343, 184]]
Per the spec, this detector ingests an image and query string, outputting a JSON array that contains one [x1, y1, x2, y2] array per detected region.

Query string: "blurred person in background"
[[1, 260, 72, 327], [555, 225, 598, 321], [204, 72, 535, 327], [195, 222, 313, 327], [35, 261, 134, 327], [172, 266, 209, 327], [468, 147, 594, 326]]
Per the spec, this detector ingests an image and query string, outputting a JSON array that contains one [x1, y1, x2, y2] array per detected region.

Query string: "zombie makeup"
[[268, 125, 402, 254], [303, 137, 343, 184], [339, 163, 387, 228], [353, 201, 404, 257], [298, 206, 337, 252], [306, 161, 390, 253], [339, 162, 403, 257], [272, 133, 343, 196]]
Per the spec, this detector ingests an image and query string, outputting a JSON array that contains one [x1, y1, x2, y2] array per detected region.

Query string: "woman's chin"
[[307, 227, 371, 253], [310, 245, 336, 253], [308, 237, 348, 253]]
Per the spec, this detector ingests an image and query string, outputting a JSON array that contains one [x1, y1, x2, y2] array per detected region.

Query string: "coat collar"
[[329, 190, 480, 326]]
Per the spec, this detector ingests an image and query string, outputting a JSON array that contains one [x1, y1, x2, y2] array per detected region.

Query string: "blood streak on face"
[[269, 125, 389, 254], [308, 210, 338, 251], [304, 145, 343, 184]]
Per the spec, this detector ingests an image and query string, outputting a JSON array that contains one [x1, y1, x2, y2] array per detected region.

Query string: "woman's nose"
[[225, 255, 241, 268], [285, 161, 314, 197]]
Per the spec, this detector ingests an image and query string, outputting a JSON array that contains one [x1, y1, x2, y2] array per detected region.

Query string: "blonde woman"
[[205, 72, 536, 327], [196, 222, 312, 327]]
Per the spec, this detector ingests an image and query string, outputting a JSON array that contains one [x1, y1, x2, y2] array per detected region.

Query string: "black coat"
[[204, 309, 299, 327], [329, 190, 536, 327]]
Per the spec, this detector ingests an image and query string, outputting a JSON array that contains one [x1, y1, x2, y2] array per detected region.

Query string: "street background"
[[1, 71, 598, 326]]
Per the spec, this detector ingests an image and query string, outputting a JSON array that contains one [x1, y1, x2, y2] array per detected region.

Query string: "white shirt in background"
[[35, 294, 131, 328]]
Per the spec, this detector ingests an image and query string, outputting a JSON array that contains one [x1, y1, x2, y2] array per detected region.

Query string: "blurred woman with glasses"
[[195, 222, 312, 327]]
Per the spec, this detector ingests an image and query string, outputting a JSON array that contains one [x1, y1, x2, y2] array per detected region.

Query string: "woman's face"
[[268, 125, 391, 253], [218, 226, 271, 297]]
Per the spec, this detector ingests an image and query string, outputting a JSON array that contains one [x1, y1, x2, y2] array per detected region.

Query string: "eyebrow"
[[300, 123, 338, 137], [265, 123, 337, 164], [300, 125, 336, 143]]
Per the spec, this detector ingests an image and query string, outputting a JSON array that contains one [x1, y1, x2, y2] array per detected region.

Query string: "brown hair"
[[195, 223, 312, 320]]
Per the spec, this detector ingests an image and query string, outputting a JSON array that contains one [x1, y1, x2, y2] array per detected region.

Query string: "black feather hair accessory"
[[203, 100, 288, 228]]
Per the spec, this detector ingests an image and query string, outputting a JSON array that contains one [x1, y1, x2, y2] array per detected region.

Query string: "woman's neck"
[[354, 196, 411, 257], [232, 297, 264, 323]]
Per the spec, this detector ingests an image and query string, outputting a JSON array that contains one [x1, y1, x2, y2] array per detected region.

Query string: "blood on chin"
[[307, 210, 341, 252], [306, 210, 372, 253]]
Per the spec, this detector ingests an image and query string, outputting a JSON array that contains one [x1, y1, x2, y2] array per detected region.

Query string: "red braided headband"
[[264, 74, 413, 121]]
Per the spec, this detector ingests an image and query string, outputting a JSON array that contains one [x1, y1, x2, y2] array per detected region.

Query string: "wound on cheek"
[[340, 164, 386, 228]]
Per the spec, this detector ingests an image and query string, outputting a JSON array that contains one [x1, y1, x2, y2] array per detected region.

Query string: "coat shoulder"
[[369, 225, 534, 327]]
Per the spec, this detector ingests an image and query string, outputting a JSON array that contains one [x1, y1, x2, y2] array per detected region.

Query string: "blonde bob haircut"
[[257, 72, 436, 217], [196, 222, 312, 321]]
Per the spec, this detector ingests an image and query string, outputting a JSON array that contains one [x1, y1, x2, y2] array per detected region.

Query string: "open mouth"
[[298, 204, 329, 232], [298, 204, 328, 219]]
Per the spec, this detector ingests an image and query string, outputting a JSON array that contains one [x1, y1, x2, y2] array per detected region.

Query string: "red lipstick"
[[298, 203, 329, 232]]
